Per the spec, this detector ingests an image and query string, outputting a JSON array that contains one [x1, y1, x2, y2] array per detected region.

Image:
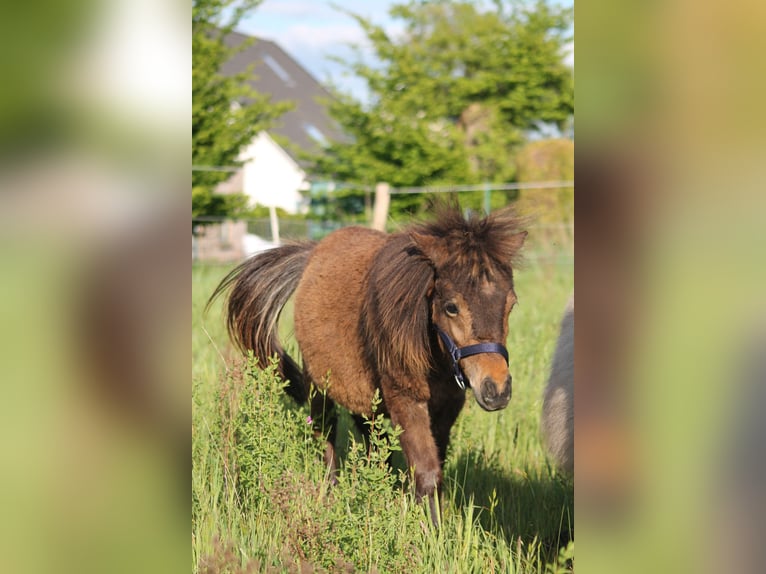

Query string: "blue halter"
[[436, 328, 509, 390]]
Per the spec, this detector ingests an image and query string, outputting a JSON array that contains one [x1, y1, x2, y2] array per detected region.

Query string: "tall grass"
[[192, 253, 573, 573]]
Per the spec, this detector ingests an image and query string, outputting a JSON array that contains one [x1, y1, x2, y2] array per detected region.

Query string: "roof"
[[221, 31, 346, 163]]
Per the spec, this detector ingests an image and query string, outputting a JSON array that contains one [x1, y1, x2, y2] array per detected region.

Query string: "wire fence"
[[192, 164, 573, 195], [191, 171, 573, 264], [192, 215, 572, 265]]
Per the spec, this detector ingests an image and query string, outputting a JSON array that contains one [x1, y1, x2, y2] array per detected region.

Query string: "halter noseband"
[[436, 328, 509, 390]]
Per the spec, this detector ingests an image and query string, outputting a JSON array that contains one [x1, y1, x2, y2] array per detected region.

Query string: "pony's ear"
[[409, 231, 443, 268], [505, 230, 528, 255], [489, 229, 528, 271]]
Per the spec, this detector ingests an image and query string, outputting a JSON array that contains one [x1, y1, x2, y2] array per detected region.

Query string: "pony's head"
[[411, 206, 527, 411]]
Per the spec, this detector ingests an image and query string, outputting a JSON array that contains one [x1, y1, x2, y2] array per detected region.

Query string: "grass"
[[192, 250, 573, 573]]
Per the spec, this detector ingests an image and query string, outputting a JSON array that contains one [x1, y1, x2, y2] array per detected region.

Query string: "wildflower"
[[306, 416, 313, 425]]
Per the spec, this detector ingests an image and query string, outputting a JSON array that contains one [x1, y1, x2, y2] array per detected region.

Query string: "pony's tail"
[[206, 241, 316, 404]]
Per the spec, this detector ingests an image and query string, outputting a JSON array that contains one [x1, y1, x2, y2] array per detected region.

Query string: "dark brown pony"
[[209, 204, 527, 523]]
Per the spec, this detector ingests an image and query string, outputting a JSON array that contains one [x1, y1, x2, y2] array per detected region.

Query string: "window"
[[303, 123, 328, 146], [263, 54, 295, 87]]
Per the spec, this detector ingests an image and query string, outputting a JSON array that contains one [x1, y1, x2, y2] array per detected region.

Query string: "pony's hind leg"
[[352, 413, 395, 468], [310, 389, 339, 484], [352, 413, 370, 442]]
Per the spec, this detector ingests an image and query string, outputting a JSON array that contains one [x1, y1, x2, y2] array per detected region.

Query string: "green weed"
[[192, 259, 573, 573]]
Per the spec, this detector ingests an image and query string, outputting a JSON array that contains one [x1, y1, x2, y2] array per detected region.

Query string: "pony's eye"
[[444, 302, 459, 317]]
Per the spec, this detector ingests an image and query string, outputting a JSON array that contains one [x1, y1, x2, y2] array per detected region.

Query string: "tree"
[[311, 0, 573, 217], [515, 138, 574, 223], [192, 0, 292, 217]]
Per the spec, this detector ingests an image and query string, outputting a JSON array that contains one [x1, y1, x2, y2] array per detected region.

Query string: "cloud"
[[257, 0, 328, 19], [283, 22, 369, 50]]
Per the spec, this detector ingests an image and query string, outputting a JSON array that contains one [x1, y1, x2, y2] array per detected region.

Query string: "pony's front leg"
[[386, 397, 442, 526]]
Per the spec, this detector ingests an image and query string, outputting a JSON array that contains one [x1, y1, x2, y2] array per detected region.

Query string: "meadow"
[[192, 237, 573, 573]]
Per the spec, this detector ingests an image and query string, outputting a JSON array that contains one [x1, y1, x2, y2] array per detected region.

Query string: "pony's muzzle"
[[477, 374, 512, 411], [462, 354, 512, 411]]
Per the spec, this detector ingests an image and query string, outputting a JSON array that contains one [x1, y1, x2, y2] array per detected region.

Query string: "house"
[[216, 31, 345, 214]]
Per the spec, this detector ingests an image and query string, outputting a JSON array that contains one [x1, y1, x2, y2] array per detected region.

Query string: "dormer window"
[[303, 123, 328, 146], [263, 54, 295, 87]]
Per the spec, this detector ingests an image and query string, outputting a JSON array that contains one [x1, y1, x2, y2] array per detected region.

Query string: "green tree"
[[311, 0, 573, 217], [192, 0, 292, 217]]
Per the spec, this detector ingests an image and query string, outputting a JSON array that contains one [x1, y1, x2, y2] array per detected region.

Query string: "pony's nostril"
[[502, 375, 512, 399], [479, 379, 498, 400], [480, 377, 511, 408]]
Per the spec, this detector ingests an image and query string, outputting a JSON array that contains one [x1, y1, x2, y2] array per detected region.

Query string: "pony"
[[541, 295, 574, 473], [208, 204, 527, 523]]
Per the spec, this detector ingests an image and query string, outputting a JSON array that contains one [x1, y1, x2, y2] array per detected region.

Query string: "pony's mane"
[[360, 234, 434, 381], [408, 203, 527, 283]]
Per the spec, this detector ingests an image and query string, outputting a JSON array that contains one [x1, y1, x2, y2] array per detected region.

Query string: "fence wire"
[[191, 165, 573, 195]]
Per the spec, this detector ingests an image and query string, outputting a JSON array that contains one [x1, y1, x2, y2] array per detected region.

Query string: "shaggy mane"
[[360, 234, 434, 381], [409, 203, 527, 283]]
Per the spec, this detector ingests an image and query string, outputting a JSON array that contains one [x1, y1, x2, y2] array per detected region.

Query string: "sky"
[[237, 0, 573, 103]]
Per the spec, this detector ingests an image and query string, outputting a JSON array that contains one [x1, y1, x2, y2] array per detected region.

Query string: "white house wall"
[[239, 132, 305, 214]]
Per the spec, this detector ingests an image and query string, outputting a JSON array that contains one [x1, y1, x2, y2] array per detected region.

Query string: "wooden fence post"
[[269, 205, 280, 245], [371, 182, 390, 231]]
